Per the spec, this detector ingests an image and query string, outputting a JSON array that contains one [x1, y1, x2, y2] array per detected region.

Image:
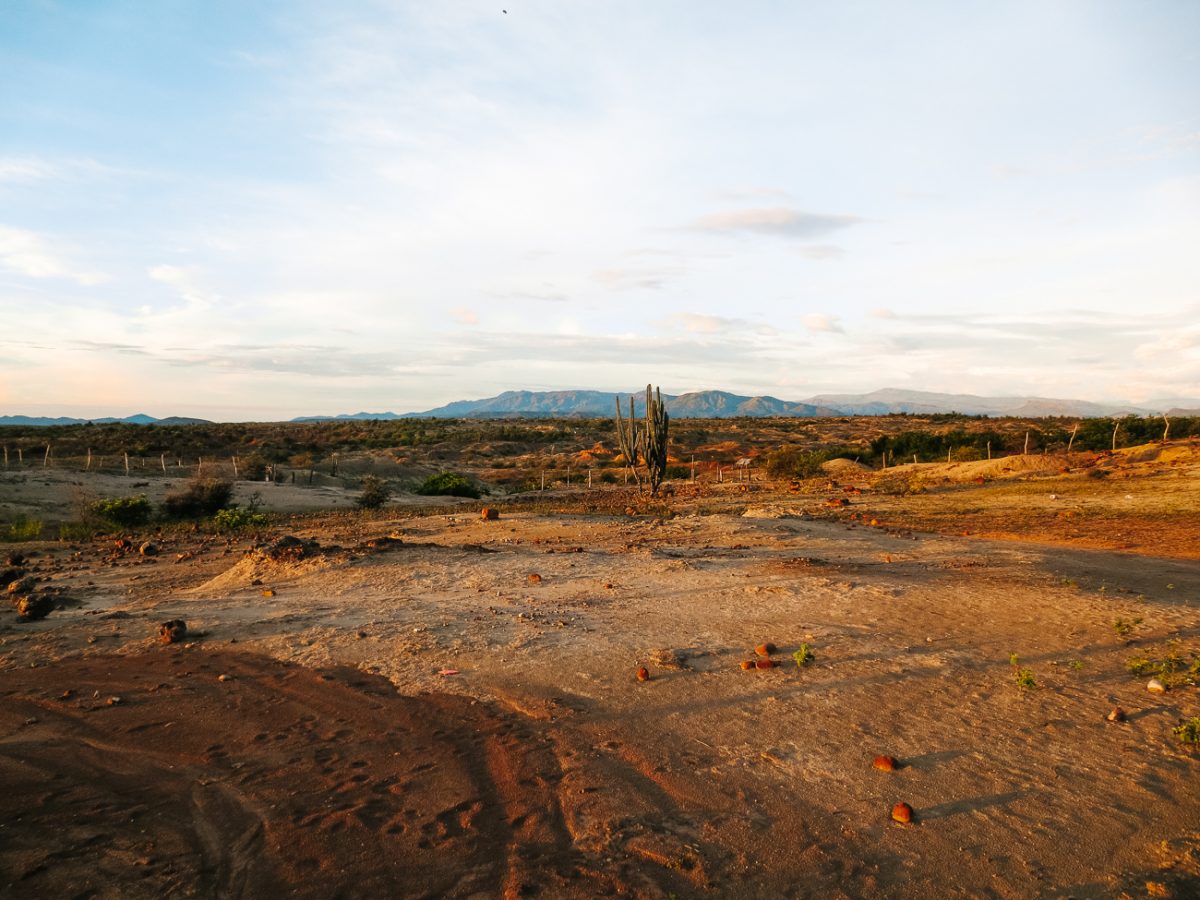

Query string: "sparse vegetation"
[[163, 478, 234, 519], [88, 495, 153, 528], [1126, 647, 1200, 686], [793, 644, 815, 667], [416, 471, 480, 499], [2, 516, 43, 542], [212, 507, 270, 530], [1174, 717, 1200, 745], [1112, 616, 1143, 636], [1009, 653, 1036, 688], [356, 474, 393, 509]]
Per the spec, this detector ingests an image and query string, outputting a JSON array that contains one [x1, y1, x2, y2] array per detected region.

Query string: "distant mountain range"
[[293, 388, 1189, 421], [5, 389, 1194, 426], [0, 414, 212, 427]]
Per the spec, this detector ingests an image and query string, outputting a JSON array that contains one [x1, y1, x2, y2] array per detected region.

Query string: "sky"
[[1, 0, 1198, 420]]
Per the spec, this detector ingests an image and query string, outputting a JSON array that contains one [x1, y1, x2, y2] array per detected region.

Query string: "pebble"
[[1147, 678, 1167, 693], [1106, 707, 1126, 722], [873, 755, 898, 772], [636, 667, 650, 682], [891, 802, 914, 824]]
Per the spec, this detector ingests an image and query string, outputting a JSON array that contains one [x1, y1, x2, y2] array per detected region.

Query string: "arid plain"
[[2, 429, 1198, 898]]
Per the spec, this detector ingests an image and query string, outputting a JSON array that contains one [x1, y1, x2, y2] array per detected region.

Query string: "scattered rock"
[[218, 674, 231, 682], [139, 542, 158, 557], [158, 619, 188, 644], [481, 507, 500, 520], [0, 566, 24, 588], [7, 576, 35, 594], [114, 538, 131, 552], [755, 659, 777, 670], [262, 589, 276, 597], [891, 802, 914, 824], [527, 573, 542, 584], [106, 696, 122, 706], [636, 666, 650, 682], [1147, 678, 1167, 694], [755, 642, 777, 657], [739, 660, 755, 671], [4, 551, 26, 566], [1106, 707, 1126, 723], [15, 594, 54, 620], [263, 535, 320, 562], [873, 755, 899, 772]]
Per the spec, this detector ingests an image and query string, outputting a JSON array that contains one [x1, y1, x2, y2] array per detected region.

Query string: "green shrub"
[[415, 472, 480, 499], [88, 495, 153, 528], [1112, 616, 1142, 636], [212, 507, 270, 531], [163, 479, 234, 519], [766, 446, 860, 479], [2, 516, 43, 542], [1014, 668, 1037, 689], [1174, 717, 1200, 745], [793, 644, 815, 667], [357, 475, 393, 509]]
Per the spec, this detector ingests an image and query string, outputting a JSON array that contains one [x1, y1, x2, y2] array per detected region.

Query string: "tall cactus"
[[614, 394, 642, 488], [643, 384, 669, 496]]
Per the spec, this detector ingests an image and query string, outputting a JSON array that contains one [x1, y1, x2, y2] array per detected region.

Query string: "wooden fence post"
[[160, 453, 167, 473], [44, 444, 51, 467], [86, 448, 92, 470], [1163, 414, 1170, 443], [1023, 431, 1030, 455], [124, 452, 130, 475], [1111, 419, 1120, 452], [1067, 423, 1078, 453]]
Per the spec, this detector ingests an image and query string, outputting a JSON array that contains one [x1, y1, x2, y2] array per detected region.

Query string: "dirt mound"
[[0, 652, 655, 898], [196, 537, 341, 593]]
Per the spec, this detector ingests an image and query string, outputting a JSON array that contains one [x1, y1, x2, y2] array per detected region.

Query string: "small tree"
[[357, 475, 392, 509]]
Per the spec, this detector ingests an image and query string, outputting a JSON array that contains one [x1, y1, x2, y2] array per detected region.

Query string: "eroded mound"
[[0, 652, 657, 898]]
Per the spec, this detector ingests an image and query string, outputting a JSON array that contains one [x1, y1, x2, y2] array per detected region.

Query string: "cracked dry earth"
[[2, 507, 1199, 898]]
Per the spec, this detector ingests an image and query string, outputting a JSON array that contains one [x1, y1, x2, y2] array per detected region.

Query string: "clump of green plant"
[[1008, 653, 1036, 689], [1069, 659, 1084, 671], [1126, 646, 1200, 687], [793, 644, 815, 667], [2, 516, 43, 542], [163, 478, 234, 519], [1112, 616, 1143, 636], [212, 507, 269, 531], [58, 521, 96, 541], [1174, 717, 1200, 745], [88, 495, 153, 528], [415, 472, 480, 499], [356, 474, 393, 510]]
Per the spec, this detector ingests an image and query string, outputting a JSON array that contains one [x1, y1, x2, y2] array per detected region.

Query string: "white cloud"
[[801, 313, 843, 334], [0, 158, 58, 183], [689, 207, 861, 239], [0, 225, 106, 285], [450, 306, 479, 325]]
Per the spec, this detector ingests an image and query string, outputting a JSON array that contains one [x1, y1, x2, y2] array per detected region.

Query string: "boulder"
[[158, 619, 188, 644]]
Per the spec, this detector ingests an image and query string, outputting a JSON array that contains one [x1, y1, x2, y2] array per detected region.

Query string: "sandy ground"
[[2, 448, 1199, 897]]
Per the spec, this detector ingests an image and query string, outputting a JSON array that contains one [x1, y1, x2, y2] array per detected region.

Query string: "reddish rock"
[[527, 573, 542, 585], [755, 642, 777, 657], [139, 541, 158, 557], [739, 660, 755, 671], [158, 619, 187, 644], [755, 659, 777, 670], [873, 755, 898, 772], [480, 507, 499, 520], [891, 802, 914, 824], [1106, 707, 1126, 723], [114, 538, 131, 552], [15, 594, 54, 620], [636, 667, 650, 682]]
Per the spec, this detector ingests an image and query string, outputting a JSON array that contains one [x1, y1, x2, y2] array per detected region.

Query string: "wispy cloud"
[[688, 207, 861, 239], [592, 266, 685, 291], [0, 225, 106, 285], [801, 313, 843, 334], [450, 306, 479, 325]]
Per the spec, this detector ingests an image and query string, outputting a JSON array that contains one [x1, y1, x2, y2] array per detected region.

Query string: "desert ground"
[[2, 440, 1199, 898]]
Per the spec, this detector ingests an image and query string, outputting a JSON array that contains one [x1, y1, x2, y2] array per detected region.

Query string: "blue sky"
[[1, 0, 1197, 419]]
